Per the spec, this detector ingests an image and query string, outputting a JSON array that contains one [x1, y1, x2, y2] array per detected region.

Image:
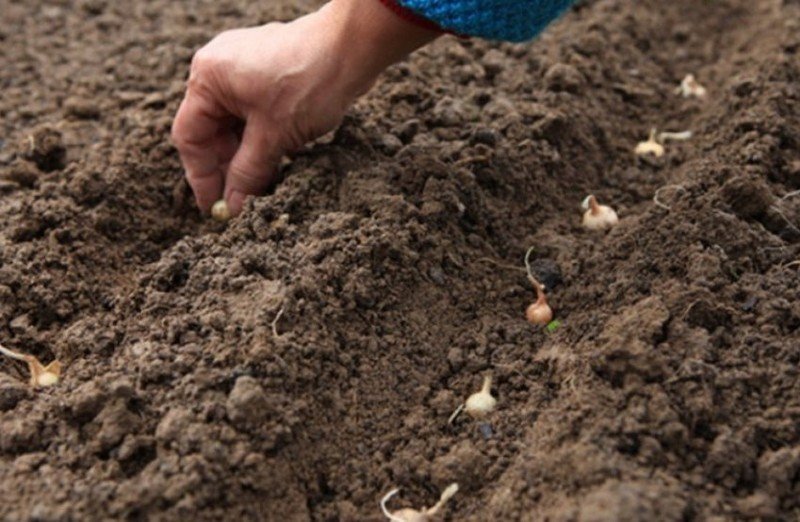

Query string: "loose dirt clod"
[[581, 195, 619, 231], [675, 74, 707, 98], [634, 128, 665, 157], [380, 483, 459, 522], [0, 343, 61, 388]]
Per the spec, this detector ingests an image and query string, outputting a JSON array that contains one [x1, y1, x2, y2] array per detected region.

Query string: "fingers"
[[223, 119, 282, 215], [171, 85, 230, 212]]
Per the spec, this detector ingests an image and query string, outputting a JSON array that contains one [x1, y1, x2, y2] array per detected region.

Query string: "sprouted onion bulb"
[[526, 288, 554, 325], [524, 247, 553, 326], [211, 200, 231, 222], [581, 195, 619, 231], [0, 343, 61, 388], [381, 483, 459, 522], [464, 375, 497, 418], [675, 74, 707, 98], [634, 128, 665, 158]]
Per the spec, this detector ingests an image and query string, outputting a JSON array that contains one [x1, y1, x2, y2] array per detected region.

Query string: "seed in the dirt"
[[0, 343, 61, 388], [634, 128, 665, 157], [211, 199, 231, 222], [524, 247, 554, 326], [581, 195, 619, 231], [464, 375, 497, 418], [380, 483, 459, 522], [675, 74, 707, 98]]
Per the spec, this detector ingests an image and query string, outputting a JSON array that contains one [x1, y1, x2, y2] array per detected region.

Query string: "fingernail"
[[227, 190, 246, 215]]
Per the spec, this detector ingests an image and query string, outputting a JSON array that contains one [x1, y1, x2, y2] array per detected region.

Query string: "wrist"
[[321, 0, 441, 95]]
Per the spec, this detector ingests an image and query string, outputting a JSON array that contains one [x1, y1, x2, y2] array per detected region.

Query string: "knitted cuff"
[[375, 0, 446, 34]]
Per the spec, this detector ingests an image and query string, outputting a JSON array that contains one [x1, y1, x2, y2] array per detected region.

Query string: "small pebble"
[[741, 295, 758, 312], [471, 127, 498, 146], [543, 63, 586, 93], [428, 265, 446, 285]]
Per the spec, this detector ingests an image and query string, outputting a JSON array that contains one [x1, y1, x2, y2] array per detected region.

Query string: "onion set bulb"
[[464, 375, 497, 418], [380, 483, 459, 522], [675, 74, 707, 98], [211, 199, 231, 222], [524, 247, 554, 326], [0, 343, 61, 388], [635, 128, 665, 158], [581, 195, 619, 231]]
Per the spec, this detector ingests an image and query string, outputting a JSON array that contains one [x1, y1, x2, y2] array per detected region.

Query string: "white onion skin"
[[582, 195, 619, 231], [211, 200, 231, 222]]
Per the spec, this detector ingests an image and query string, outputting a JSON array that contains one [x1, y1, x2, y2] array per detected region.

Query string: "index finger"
[[171, 87, 229, 212]]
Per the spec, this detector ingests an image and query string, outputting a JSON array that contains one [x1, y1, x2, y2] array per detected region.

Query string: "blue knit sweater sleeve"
[[395, 0, 576, 42]]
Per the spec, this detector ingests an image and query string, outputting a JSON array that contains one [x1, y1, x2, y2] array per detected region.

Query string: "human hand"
[[171, 0, 440, 216]]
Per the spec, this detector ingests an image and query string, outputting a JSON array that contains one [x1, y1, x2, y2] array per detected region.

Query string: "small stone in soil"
[[741, 295, 758, 312], [478, 422, 493, 439], [721, 176, 773, 220], [544, 63, 586, 93], [64, 97, 100, 119], [471, 127, 498, 146], [24, 126, 66, 172], [428, 265, 446, 285], [379, 133, 402, 156]]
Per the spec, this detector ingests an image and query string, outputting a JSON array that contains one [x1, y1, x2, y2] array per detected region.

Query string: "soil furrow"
[[1, 0, 798, 520]]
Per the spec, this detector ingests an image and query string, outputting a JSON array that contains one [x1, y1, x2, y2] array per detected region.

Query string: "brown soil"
[[1, 0, 799, 520]]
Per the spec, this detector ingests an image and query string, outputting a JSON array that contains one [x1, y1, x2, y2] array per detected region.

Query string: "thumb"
[[223, 120, 282, 215]]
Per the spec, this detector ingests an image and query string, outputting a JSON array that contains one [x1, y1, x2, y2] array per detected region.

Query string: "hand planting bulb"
[[381, 483, 459, 522], [464, 375, 497, 418], [581, 195, 619, 231]]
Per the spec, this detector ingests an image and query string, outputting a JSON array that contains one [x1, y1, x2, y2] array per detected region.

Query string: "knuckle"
[[229, 161, 260, 182], [188, 49, 228, 98], [171, 122, 205, 154], [170, 118, 193, 150], [170, 130, 189, 151], [169, 120, 186, 148], [190, 29, 236, 74], [189, 48, 214, 77], [229, 162, 268, 191], [189, 48, 228, 85]]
